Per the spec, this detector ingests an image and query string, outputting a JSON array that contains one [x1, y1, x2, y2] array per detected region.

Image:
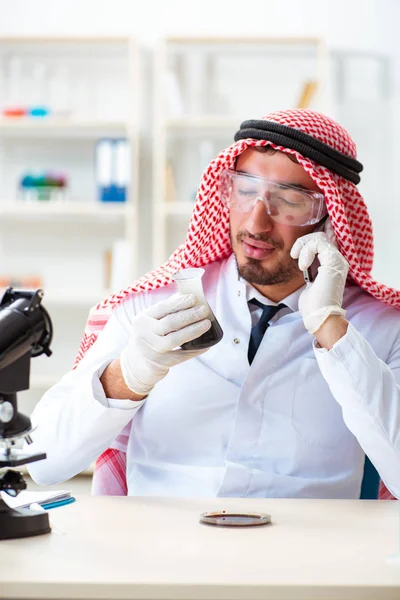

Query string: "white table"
[[1, 496, 400, 600]]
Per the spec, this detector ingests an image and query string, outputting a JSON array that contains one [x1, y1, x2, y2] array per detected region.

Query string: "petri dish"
[[199, 511, 271, 527]]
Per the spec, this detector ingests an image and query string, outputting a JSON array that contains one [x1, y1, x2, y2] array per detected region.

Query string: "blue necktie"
[[248, 300, 287, 364]]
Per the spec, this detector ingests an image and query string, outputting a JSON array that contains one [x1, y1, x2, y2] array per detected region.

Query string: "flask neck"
[[173, 268, 207, 305], [175, 277, 206, 303]]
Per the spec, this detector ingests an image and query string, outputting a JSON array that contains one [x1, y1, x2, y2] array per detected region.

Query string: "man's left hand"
[[290, 231, 349, 334]]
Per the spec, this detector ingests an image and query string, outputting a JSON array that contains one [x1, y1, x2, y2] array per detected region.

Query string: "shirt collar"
[[244, 279, 305, 313]]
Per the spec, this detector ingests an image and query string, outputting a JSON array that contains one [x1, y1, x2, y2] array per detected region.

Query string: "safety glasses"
[[219, 169, 327, 227]]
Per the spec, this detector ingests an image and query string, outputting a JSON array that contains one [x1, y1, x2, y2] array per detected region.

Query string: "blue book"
[[41, 497, 76, 510]]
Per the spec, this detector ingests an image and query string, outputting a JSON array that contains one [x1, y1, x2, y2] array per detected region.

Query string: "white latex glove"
[[290, 227, 349, 334], [120, 293, 212, 395]]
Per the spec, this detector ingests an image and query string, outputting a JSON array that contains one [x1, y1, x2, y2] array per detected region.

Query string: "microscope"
[[0, 287, 53, 540]]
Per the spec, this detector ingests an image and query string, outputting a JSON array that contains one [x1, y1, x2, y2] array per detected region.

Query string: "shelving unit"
[[1, 35, 393, 430], [0, 117, 129, 136], [0, 36, 140, 417], [152, 37, 327, 266]]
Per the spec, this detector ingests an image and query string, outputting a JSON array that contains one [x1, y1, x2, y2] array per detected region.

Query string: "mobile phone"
[[303, 215, 329, 284]]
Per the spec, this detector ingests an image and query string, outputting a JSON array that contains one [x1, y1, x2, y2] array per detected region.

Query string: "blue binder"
[[96, 138, 129, 203]]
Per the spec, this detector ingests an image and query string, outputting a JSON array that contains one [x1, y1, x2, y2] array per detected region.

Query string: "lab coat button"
[[233, 338, 240, 344]]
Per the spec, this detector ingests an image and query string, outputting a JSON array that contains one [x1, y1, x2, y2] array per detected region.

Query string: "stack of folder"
[[1, 489, 75, 510]]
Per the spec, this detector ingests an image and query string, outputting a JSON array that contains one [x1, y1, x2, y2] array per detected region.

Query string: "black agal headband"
[[234, 120, 363, 185]]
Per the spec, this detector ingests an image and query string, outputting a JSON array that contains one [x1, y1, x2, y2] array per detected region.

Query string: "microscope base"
[[0, 499, 51, 540]]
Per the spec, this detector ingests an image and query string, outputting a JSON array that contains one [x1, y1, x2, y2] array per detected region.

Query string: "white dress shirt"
[[27, 255, 400, 499]]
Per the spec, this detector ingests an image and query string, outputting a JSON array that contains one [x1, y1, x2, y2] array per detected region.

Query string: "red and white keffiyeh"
[[74, 109, 399, 499]]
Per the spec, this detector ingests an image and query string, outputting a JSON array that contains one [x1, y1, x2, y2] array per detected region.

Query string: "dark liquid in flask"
[[181, 315, 224, 351]]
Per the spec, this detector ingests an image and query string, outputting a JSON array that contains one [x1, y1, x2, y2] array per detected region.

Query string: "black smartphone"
[[303, 215, 329, 284]]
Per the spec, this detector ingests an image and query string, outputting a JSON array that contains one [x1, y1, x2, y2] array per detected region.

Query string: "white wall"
[[1, 0, 399, 287], [0, 0, 395, 52]]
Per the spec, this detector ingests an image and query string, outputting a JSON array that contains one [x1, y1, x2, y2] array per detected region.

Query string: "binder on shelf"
[[165, 162, 177, 202], [114, 139, 130, 202], [165, 69, 184, 117], [110, 239, 134, 290], [96, 138, 129, 203]]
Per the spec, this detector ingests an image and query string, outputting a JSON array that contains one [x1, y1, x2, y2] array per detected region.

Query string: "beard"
[[231, 228, 299, 286]]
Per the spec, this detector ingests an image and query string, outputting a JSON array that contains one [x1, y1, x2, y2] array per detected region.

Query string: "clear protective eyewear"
[[219, 169, 327, 227]]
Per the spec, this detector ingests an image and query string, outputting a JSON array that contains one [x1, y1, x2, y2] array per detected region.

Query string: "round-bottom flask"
[[172, 268, 223, 350]]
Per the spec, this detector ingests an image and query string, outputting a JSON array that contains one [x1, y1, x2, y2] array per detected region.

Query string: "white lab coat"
[[27, 255, 400, 499]]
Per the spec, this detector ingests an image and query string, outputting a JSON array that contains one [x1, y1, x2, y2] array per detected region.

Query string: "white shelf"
[[0, 36, 141, 420], [163, 202, 195, 216], [166, 115, 243, 130], [0, 117, 129, 138], [0, 202, 131, 219], [43, 288, 111, 306]]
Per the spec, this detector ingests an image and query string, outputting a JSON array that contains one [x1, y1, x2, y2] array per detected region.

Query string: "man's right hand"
[[119, 293, 211, 396]]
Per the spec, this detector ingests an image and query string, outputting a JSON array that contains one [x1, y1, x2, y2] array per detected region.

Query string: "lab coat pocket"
[[291, 358, 348, 449]]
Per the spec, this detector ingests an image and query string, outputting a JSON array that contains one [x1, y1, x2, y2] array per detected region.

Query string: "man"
[[27, 109, 400, 500]]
